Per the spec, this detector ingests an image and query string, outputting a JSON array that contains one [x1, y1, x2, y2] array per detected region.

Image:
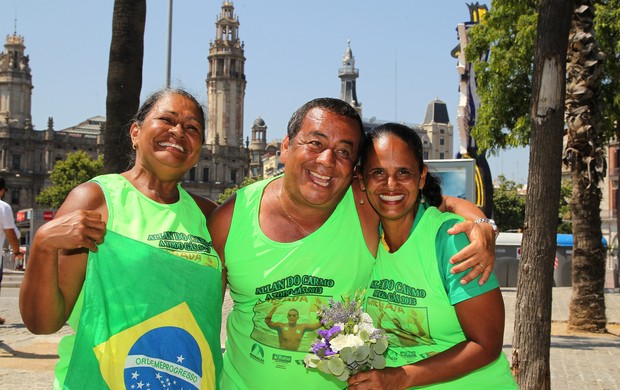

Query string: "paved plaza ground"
[[1, 277, 619, 389]]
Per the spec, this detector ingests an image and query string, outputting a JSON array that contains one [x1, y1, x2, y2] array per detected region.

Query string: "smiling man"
[[208, 97, 493, 389]]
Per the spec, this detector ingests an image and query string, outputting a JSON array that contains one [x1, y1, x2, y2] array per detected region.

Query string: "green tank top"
[[221, 176, 375, 389], [366, 206, 517, 389], [54, 174, 222, 389]]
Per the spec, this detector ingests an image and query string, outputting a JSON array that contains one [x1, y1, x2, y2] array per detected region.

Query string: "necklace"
[[277, 190, 311, 236]]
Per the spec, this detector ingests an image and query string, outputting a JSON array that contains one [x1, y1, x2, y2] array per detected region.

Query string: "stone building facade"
[[0, 32, 102, 212]]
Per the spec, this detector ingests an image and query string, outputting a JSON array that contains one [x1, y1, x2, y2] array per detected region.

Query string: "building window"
[[11, 154, 21, 170], [424, 151, 429, 160], [439, 138, 445, 146], [439, 152, 445, 159], [11, 189, 19, 205], [189, 167, 196, 181], [203, 167, 209, 182], [230, 169, 237, 183]]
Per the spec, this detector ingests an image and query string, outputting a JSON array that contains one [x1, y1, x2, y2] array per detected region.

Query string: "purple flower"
[[311, 340, 328, 355], [317, 325, 341, 340]]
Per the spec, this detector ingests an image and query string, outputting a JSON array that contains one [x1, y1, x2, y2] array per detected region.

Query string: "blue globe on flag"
[[124, 326, 203, 389]]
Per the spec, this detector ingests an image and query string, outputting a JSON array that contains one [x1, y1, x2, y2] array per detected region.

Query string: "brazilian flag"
[[63, 230, 222, 389]]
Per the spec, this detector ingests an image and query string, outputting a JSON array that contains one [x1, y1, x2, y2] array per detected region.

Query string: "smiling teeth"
[[309, 171, 331, 187], [160, 142, 184, 152], [379, 194, 404, 202]]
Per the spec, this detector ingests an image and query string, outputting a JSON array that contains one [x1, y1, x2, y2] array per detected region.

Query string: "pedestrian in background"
[[0, 176, 23, 325]]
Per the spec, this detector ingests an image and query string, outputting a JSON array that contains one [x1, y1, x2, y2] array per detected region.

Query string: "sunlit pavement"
[[2, 279, 619, 389]]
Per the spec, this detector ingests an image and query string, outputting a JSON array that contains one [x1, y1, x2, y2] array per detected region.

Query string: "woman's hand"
[[447, 220, 495, 285], [36, 210, 106, 253], [348, 367, 409, 390]]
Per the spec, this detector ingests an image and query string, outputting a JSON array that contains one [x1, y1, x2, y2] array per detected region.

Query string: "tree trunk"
[[104, 0, 146, 173], [565, 0, 607, 332], [511, 0, 573, 388]]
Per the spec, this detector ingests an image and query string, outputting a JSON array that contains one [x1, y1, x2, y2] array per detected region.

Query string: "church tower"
[[206, 1, 246, 147], [182, 1, 249, 199], [0, 33, 33, 130], [338, 40, 362, 116]]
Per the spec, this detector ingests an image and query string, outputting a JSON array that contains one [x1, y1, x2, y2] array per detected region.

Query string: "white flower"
[[358, 313, 376, 334], [329, 333, 365, 352]]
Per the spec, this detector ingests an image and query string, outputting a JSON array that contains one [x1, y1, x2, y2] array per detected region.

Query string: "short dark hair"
[[286, 98, 365, 144], [0, 177, 6, 190], [360, 123, 443, 206]]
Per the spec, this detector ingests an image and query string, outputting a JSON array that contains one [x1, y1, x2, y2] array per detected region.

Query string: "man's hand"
[[447, 221, 495, 285]]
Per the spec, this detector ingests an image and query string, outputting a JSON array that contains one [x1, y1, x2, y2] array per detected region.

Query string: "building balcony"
[[338, 68, 359, 77]]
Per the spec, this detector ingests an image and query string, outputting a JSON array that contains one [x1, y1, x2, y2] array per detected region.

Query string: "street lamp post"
[[165, 0, 173, 87]]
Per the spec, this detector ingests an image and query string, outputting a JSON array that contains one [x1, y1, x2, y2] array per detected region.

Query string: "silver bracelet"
[[474, 218, 499, 240]]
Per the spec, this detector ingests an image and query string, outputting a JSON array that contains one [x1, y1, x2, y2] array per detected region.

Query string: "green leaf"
[[372, 338, 388, 355], [335, 368, 351, 382], [340, 347, 355, 365], [318, 360, 331, 375], [327, 356, 346, 376], [354, 345, 370, 362], [370, 354, 386, 370]]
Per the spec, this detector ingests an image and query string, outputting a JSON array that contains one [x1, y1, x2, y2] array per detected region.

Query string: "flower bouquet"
[[303, 291, 389, 381]]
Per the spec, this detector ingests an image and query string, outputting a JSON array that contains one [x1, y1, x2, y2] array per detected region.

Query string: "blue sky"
[[2, 0, 528, 183]]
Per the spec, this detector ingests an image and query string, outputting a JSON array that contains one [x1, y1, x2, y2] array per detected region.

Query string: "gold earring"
[[359, 198, 365, 205], [132, 143, 137, 150]]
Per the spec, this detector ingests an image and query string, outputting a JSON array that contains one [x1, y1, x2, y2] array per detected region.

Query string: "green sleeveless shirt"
[[366, 205, 517, 389], [54, 174, 222, 389], [221, 177, 375, 389]]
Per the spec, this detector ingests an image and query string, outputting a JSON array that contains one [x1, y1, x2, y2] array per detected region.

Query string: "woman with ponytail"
[[349, 123, 516, 389]]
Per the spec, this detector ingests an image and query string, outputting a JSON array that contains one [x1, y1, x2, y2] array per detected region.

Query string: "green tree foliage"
[[492, 175, 526, 231], [493, 177, 573, 233], [217, 176, 259, 204], [466, 0, 538, 151], [595, 0, 620, 139], [36, 151, 104, 208], [466, 0, 620, 150]]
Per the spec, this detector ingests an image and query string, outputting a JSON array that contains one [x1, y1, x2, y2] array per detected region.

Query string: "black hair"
[[0, 177, 5, 190], [360, 122, 443, 207], [286, 97, 365, 145]]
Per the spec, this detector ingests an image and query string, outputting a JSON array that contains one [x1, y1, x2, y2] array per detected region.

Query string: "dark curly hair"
[[360, 122, 443, 207]]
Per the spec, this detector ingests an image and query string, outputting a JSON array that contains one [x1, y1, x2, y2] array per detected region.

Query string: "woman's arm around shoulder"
[[440, 195, 496, 285], [19, 181, 107, 334]]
